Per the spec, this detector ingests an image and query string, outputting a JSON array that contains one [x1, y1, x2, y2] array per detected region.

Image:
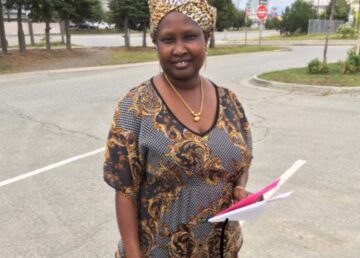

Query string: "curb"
[[250, 74, 360, 94], [0, 61, 159, 82], [0, 48, 287, 81]]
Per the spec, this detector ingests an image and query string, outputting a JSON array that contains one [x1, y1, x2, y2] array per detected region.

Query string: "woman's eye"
[[161, 38, 174, 44], [185, 34, 198, 40]]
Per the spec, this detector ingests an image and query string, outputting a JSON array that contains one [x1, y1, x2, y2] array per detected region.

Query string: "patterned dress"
[[103, 79, 252, 258]]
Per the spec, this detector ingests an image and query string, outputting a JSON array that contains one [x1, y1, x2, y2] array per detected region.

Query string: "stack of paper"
[[208, 160, 307, 223]]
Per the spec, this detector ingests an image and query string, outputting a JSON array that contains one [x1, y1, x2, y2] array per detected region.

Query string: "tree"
[[280, 0, 317, 35], [324, 0, 350, 21], [132, 0, 149, 47], [265, 17, 282, 31], [5, 0, 30, 52], [30, 0, 59, 51], [324, 0, 336, 64], [208, 0, 236, 48], [0, 1, 8, 53], [233, 9, 245, 30], [108, 0, 140, 48], [209, 0, 236, 31], [55, 0, 103, 50]]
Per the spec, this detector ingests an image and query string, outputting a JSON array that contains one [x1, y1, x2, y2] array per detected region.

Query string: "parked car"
[[93, 22, 116, 30], [77, 21, 96, 29]]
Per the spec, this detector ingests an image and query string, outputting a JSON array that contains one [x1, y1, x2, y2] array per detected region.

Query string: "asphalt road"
[[0, 45, 359, 257]]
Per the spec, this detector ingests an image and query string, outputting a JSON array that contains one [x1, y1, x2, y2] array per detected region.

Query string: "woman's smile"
[[173, 59, 192, 69]]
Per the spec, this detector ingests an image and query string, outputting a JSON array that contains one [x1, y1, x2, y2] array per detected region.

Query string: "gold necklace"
[[164, 73, 204, 122]]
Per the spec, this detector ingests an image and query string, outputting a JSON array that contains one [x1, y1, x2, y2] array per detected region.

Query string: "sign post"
[[256, 4, 268, 46]]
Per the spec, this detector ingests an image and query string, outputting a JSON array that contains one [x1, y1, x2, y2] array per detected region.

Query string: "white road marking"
[[240, 159, 306, 226], [0, 148, 105, 187]]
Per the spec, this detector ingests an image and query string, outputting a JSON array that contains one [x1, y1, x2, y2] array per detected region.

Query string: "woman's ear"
[[203, 31, 210, 47]]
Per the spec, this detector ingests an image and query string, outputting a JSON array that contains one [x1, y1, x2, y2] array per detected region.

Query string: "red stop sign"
[[257, 5, 268, 20]]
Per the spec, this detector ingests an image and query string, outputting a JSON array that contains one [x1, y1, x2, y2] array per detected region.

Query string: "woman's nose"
[[173, 41, 187, 56]]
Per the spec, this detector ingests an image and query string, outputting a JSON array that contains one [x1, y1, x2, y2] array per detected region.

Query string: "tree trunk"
[[45, 20, 51, 51], [124, 16, 130, 48], [28, 20, 35, 46], [356, 0, 360, 55], [60, 21, 65, 44], [64, 18, 71, 50], [142, 25, 147, 47], [209, 33, 215, 48], [323, 0, 335, 64], [17, 6, 26, 52], [0, 2, 8, 54]]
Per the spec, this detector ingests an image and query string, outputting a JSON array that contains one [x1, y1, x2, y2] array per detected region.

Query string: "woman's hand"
[[232, 186, 252, 202], [232, 186, 264, 203]]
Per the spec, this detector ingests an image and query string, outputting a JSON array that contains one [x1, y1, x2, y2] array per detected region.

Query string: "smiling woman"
[[103, 1, 254, 258]]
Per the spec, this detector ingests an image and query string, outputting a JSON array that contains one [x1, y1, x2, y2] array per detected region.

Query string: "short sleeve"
[[227, 89, 253, 153], [103, 91, 144, 202]]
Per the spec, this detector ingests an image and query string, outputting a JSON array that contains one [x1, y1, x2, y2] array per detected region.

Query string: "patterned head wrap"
[[148, 0, 217, 37]]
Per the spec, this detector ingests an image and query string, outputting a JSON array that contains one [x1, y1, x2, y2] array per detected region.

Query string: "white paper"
[[208, 191, 293, 223]]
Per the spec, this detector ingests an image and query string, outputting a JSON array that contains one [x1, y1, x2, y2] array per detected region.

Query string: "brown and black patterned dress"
[[103, 79, 252, 258]]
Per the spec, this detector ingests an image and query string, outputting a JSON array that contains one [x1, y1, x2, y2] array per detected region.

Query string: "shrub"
[[308, 59, 329, 74], [336, 24, 355, 38], [339, 50, 360, 74]]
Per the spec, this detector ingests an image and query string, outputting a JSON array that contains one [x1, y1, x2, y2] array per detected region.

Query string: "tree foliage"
[[109, 0, 149, 47], [265, 17, 282, 31], [208, 0, 236, 31], [280, 0, 317, 34], [324, 0, 350, 21]]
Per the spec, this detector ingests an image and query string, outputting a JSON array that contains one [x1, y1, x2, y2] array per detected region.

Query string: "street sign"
[[256, 5, 268, 20]]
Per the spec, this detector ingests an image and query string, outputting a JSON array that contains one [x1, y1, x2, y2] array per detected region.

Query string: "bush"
[[339, 50, 360, 74], [308, 59, 329, 74], [339, 60, 357, 74], [336, 24, 355, 38]]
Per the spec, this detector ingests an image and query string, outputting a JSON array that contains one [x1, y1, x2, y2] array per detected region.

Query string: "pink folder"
[[215, 179, 280, 216]]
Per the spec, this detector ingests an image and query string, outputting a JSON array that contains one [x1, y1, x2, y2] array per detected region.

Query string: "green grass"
[[107, 47, 157, 65], [0, 63, 12, 72], [208, 45, 281, 56], [262, 33, 357, 41], [107, 45, 282, 65], [259, 63, 360, 87], [70, 29, 121, 34]]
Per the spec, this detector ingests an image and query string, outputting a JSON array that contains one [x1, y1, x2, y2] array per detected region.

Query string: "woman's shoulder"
[[121, 79, 154, 101], [209, 82, 242, 104]]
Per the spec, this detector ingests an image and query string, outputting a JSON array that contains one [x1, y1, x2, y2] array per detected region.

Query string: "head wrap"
[[148, 0, 217, 37]]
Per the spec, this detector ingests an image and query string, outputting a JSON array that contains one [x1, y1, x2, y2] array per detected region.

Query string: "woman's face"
[[155, 12, 209, 81]]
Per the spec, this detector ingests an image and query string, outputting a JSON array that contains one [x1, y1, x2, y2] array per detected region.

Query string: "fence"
[[308, 19, 344, 34]]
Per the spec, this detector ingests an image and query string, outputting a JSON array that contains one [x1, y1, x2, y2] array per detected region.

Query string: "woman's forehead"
[[157, 11, 202, 34]]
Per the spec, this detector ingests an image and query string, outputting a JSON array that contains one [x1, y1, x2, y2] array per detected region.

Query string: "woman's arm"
[[115, 192, 142, 258]]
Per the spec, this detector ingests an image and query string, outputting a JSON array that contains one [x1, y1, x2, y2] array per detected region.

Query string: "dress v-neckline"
[[150, 78, 220, 138]]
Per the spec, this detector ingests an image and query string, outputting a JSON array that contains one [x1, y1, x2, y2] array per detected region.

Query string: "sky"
[[233, 0, 296, 14]]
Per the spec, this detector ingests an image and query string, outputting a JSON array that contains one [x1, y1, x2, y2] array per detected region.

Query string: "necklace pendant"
[[193, 115, 201, 122]]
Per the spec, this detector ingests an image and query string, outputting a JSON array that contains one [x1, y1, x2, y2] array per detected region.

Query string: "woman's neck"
[[163, 73, 201, 91]]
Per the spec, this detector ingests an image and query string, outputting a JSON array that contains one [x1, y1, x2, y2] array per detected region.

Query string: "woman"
[[104, 1, 253, 257]]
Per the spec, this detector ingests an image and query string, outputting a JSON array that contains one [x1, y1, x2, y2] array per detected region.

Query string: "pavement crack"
[[10, 108, 102, 141]]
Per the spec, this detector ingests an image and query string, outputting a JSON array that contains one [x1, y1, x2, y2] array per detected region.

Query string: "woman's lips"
[[173, 60, 191, 69]]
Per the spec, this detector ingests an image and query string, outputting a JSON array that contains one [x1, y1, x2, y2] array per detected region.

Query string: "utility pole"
[[356, 0, 360, 55]]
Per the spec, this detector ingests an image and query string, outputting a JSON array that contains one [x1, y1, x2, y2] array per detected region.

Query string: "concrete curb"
[[250, 74, 360, 94]]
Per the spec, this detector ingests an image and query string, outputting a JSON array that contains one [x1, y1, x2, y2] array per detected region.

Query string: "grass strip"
[[259, 63, 360, 87], [107, 45, 282, 65], [262, 33, 356, 41]]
